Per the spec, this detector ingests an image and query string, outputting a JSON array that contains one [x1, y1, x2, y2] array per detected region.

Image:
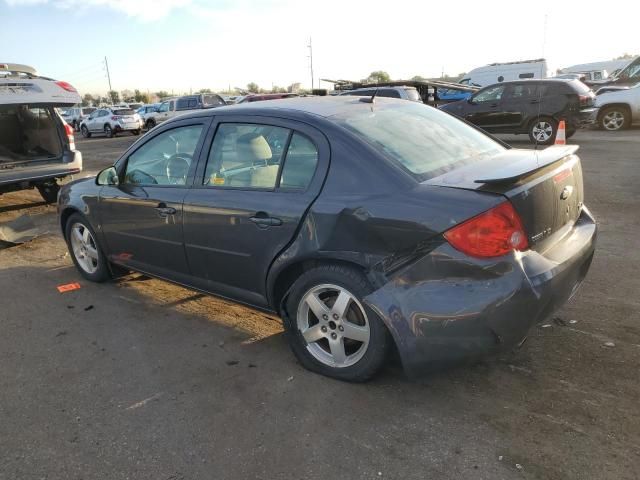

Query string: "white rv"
[[459, 59, 548, 87]]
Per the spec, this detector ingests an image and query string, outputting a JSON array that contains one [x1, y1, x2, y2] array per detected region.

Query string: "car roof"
[[175, 96, 411, 121]]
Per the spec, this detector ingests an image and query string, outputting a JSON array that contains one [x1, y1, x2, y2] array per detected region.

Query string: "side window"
[[176, 98, 188, 110], [188, 99, 197, 108], [507, 84, 537, 99], [158, 103, 169, 113], [280, 133, 319, 190], [204, 123, 290, 189], [169, 101, 175, 111], [473, 85, 505, 103], [518, 72, 534, 79], [378, 90, 401, 98], [123, 125, 203, 186]]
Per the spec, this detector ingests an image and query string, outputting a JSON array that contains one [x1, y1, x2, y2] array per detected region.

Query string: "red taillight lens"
[[111, 116, 120, 120], [55, 80, 77, 93], [444, 201, 529, 258], [63, 122, 75, 150]]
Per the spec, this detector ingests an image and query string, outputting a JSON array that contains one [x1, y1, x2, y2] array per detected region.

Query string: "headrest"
[[236, 133, 272, 162]]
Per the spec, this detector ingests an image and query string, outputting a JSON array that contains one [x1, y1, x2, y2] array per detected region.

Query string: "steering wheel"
[[166, 153, 192, 185]]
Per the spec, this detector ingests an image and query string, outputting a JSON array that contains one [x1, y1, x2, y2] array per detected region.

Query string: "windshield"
[[333, 102, 504, 181]]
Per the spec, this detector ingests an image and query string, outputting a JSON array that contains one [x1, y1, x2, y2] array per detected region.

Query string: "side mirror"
[[96, 166, 119, 186], [467, 96, 476, 104]]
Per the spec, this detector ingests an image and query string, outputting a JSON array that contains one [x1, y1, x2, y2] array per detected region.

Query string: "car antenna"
[[359, 87, 379, 104]]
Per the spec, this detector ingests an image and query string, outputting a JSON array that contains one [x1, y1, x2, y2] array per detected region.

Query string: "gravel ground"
[[0, 129, 638, 480]]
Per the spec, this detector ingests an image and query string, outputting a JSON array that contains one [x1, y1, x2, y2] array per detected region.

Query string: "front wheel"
[[528, 117, 557, 145], [599, 106, 630, 131], [284, 264, 391, 382], [132, 129, 141, 135], [146, 119, 156, 130], [64, 213, 110, 282], [81, 125, 91, 138], [104, 124, 114, 138]]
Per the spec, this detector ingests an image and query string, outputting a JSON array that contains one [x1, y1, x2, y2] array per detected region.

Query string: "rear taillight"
[[63, 122, 75, 150], [444, 201, 529, 258], [55, 81, 77, 93], [579, 94, 593, 107], [111, 116, 121, 121]]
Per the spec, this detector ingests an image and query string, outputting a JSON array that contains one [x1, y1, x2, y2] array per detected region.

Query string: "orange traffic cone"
[[555, 120, 566, 145]]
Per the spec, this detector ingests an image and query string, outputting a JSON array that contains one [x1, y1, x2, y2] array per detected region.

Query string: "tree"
[[108, 90, 120, 104], [411, 75, 427, 82], [615, 53, 637, 60], [364, 71, 391, 84], [155, 91, 170, 100], [82, 93, 95, 106], [198, 88, 213, 93], [246, 82, 260, 93]]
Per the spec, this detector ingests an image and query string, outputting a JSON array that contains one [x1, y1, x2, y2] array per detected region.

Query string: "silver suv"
[[80, 107, 143, 138], [61, 107, 96, 131]]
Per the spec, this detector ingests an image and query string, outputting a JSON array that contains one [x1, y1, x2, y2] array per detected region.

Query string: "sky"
[[1, 0, 638, 96]]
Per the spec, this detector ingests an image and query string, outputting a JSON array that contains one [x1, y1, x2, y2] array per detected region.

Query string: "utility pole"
[[307, 37, 314, 91], [104, 56, 113, 100]]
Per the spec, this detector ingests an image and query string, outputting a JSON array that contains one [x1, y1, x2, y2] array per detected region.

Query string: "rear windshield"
[[82, 107, 96, 114], [113, 109, 135, 115], [203, 94, 226, 106], [405, 88, 421, 101], [570, 80, 592, 94], [333, 102, 504, 181]]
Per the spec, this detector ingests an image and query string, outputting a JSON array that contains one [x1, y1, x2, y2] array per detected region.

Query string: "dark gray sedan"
[[58, 97, 597, 381]]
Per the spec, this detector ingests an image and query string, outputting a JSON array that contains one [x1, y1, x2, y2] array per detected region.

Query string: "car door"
[[464, 84, 508, 130], [90, 110, 106, 132], [182, 116, 329, 308], [98, 119, 210, 280], [500, 83, 538, 129]]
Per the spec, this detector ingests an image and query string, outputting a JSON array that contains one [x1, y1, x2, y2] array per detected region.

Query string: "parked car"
[[146, 93, 226, 129], [237, 93, 299, 103], [80, 107, 143, 138], [339, 86, 422, 102], [0, 62, 82, 203], [136, 103, 160, 127], [60, 106, 96, 131], [439, 79, 597, 145], [587, 56, 640, 92], [594, 82, 640, 131], [58, 97, 596, 381]]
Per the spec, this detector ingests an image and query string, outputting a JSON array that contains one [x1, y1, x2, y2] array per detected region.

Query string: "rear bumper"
[[364, 207, 597, 377], [0, 150, 83, 190], [113, 122, 142, 132], [570, 108, 598, 129]]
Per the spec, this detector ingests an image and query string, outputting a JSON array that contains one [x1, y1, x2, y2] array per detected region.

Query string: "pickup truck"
[[0, 63, 82, 203], [145, 93, 226, 129]]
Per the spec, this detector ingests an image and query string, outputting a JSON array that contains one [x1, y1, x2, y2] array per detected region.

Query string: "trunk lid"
[[0, 77, 81, 107], [425, 146, 584, 251]]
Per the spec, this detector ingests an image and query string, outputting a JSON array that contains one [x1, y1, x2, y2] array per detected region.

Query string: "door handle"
[[250, 213, 282, 227], [155, 202, 177, 217]]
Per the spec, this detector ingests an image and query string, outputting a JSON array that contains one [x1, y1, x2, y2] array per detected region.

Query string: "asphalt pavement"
[[0, 129, 639, 480]]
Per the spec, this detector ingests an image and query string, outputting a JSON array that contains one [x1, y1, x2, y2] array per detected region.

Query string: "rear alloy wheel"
[[528, 117, 557, 145], [104, 124, 114, 138], [37, 181, 60, 204], [65, 213, 110, 282], [284, 265, 391, 382], [81, 125, 91, 138], [146, 119, 156, 130], [600, 107, 630, 131]]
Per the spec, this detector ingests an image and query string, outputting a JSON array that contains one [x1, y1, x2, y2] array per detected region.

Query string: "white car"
[[80, 107, 143, 138], [595, 82, 640, 131], [0, 62, 82, 203]]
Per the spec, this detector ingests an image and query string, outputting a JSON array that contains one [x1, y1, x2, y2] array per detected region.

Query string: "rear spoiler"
[[475, 145, 580, 184]]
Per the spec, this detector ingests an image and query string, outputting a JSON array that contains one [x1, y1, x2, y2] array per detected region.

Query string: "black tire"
[[284, 264, 391, 382], [36, 182, 60, 204], [528, 116, 558, 145], [64, 213, 110, 283], [146, 119, 156, 130], [104, 124, 114, 138], [599, 106, 631, 131], [566, 129, 576, 139], [72, 120, 78, 131], [132, 129, 141, 135], [81, 125, 91, 138]]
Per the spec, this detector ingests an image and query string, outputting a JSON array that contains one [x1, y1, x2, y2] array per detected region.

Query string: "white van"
[[0, 63, 82, 203], [460, 59, 548, 87]]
